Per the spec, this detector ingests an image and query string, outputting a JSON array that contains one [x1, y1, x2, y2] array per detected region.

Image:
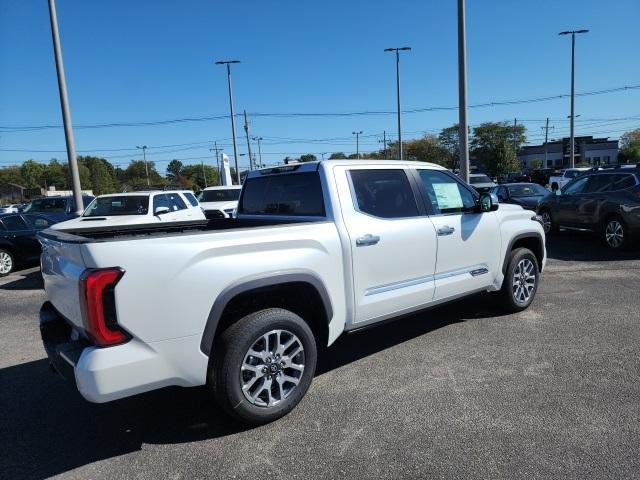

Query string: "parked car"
[[491, 183, 551, 211], [548, 168, 590, 191], [22, 195, 95, 222], [537, 165, 640, 248], [197, 185, 242, 218], [0, 204, 21, 214], [51, 191, 205, 230], [467, 173, 497, 193], [39, 160, 545, 425], [0, 213, 58, 276], [529, 168, 556, 187]]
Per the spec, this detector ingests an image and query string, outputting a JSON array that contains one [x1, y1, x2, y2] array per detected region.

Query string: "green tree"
[[0, 165, 25, 186], [180, 164, 219, 191], [400, 135, 450, 166], [166, 159, 184, 180], [43, 159, 68, 189], [299, 154, 317, 162], [20, 160, 46, 188], [619, 128, 640, 162], [471, 122, 526, 177], [329, 152, 347, 159], [79, 156, 119, 194], [121, 160, 163, 187], [438, 124, 461, 169]]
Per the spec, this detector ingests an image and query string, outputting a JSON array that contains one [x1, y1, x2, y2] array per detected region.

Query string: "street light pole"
[[215, 60, 241, 183], [352, 131, 363, 159], [136, 145, 149, 185], [457, 0, 470, 183], [384, 47, 411, 160], [559, 29, 588, 168], [243, 110, 254, 171], [47, 0, 83, 214]]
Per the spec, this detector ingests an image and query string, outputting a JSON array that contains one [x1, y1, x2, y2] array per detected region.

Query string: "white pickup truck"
[[548, 167, 590, 191], [39, 160, 546, 424]]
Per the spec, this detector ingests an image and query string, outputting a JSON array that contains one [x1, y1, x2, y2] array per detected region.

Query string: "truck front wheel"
[[499, 248, 539, 313], [209, 308, 317, 425]]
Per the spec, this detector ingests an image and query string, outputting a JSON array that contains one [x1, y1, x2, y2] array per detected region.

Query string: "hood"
[[199, 200, 238, 211], [512, 195, 544, 210]]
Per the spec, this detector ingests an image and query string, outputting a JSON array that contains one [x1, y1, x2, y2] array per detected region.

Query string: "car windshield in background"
[[239, 172, 325, 216], [565, 170, 583, 179], [83, 196, 149, 216], [23, 198, 67, 213], [198, 189, 241, 202], [470, 175, 492, 184], [507, 184, 549, 197]]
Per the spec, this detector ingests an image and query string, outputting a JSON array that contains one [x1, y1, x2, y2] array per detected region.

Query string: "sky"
[[1, 0, 639, 172]]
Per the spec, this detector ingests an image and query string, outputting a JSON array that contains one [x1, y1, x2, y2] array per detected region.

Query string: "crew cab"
[[38, 160, 546, 425]]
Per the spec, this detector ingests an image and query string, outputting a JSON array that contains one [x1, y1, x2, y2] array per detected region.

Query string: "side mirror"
[[154, 206, 170, 215], [479, 192, 499, 212], [555, 189, 562, 196]]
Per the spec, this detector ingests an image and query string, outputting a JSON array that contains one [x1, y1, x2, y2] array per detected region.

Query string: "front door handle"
[[437, 226, 455, 236], [356, 234, 380, 246]]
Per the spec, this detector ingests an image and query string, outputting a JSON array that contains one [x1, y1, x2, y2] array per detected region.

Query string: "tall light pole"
[[352, 131, 363, 159], [215, 60, 241, 183], [136, 145, 149, 185], [210, 141, 222, 185], [384, 47, 411, 160], [252, 136, 263, 167], [457, 0, 470, 182], [243, 110, 254, 170], [559, 29, 588, 168], [47, 0, 83, 214]]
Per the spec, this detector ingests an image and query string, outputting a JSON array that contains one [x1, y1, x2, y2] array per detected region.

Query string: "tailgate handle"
[[356, 234, 380, 246]]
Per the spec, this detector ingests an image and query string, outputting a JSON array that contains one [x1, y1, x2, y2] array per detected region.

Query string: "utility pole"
[[541, 118, 554, 168], [209, 142, 222, 185], [47, 0, 83, 214], [383, 130, 388, 159], [136, 145, 149, 185], [559, 29, 588, 168], [252, 136, 263, 168], [384, 47, 411, 160], [457, 0, 470, 182], [243, 110, 254, 171], [352, 131, 363, 159], [215, 60, 241, 183], [201, 159, 208, 188]]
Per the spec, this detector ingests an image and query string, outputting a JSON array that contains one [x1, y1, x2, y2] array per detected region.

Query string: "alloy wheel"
[[0, 251, 12, 275], [512, 258, 536, 305], [541, 212, 552, 234], [240, 329, 305, 407], [605, 220, 624, 248]]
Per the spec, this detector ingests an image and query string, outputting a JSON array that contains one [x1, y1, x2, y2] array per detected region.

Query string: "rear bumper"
[[40, 302, 208, 403]]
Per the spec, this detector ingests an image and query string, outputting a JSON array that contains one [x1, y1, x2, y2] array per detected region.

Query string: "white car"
[[39, 160, 545, 425], [51, 190, 205, 230], [548, 168, 590, 191], [0, 204, 20, 214], [197, 185, 242, 218], [467, 173, 497, 193]]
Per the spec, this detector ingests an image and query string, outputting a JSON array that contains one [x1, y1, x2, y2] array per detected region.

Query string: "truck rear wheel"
[[209, 308, 317, 425], [499, 248, 539, 313]]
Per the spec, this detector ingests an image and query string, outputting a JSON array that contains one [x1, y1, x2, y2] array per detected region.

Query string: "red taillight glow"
[[79, 268, 128, 347]]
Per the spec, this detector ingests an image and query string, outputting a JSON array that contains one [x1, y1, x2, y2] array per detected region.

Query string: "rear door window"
[[584, 175, 612, 193], [239, 172, 325, 216], [609, 174, 636, 191], [153, 194, 171, 213], [24, 215, 53, 229], [166, 193, 187, 211], [1, 215, 29, 231], [183, 192, 199, 207], [349, 169, 419, 219]]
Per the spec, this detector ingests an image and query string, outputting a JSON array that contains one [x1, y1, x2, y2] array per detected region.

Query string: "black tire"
[[0, 248, 14, 277], [209, 308, 317, 425], [539, 209, 557, 235], [499, 248, 540, 313], [602, 215, 628, 250]]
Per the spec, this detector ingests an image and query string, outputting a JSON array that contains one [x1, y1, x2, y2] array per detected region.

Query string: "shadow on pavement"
[[0, 293, 501, 479], [546, 232, 640, 262], [0, 269, 43, 291]]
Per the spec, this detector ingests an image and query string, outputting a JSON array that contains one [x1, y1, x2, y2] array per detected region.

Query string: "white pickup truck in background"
[[549, 167, 591, 191], [39, 160, 546, 425]]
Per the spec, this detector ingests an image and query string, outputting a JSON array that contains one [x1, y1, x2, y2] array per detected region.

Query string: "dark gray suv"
[[537, 165, 640, 249]]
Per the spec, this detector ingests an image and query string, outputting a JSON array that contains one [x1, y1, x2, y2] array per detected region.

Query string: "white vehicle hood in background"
[[199, 200, 237, 212]]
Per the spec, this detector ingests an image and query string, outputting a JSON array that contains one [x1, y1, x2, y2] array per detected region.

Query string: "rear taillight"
[[79, 268, 129, 347]]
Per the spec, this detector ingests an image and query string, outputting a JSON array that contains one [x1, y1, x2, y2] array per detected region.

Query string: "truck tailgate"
[[39, 229, 88, 330]]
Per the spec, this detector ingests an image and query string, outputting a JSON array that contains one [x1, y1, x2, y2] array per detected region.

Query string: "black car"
[[491, 183, 550, 211], [22, 195, 94, 222], [0, 213, 57, 276], [537, 165, 640, 249]]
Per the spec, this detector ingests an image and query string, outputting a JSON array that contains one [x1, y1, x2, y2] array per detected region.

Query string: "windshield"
[[565, 170, 584, 179], [23, 197, 67, 213], [83, 196, 149, 216], [507, 184, 549, 197], [197, 189, 241, 202], [469, 175, 492, 184]]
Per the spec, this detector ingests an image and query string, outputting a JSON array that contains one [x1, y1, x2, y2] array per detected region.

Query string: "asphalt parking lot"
[[1, 234, 639, 479]]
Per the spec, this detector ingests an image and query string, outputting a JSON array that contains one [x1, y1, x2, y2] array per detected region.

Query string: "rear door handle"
[[356, 234, 380, 246], [437, 226, 455, 236]]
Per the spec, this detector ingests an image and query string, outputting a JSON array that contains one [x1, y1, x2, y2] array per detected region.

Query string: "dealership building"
[[518, 136, 619, 169]]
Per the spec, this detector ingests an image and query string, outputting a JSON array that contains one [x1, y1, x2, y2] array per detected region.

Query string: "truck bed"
[[40, 217, 315, 243]]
